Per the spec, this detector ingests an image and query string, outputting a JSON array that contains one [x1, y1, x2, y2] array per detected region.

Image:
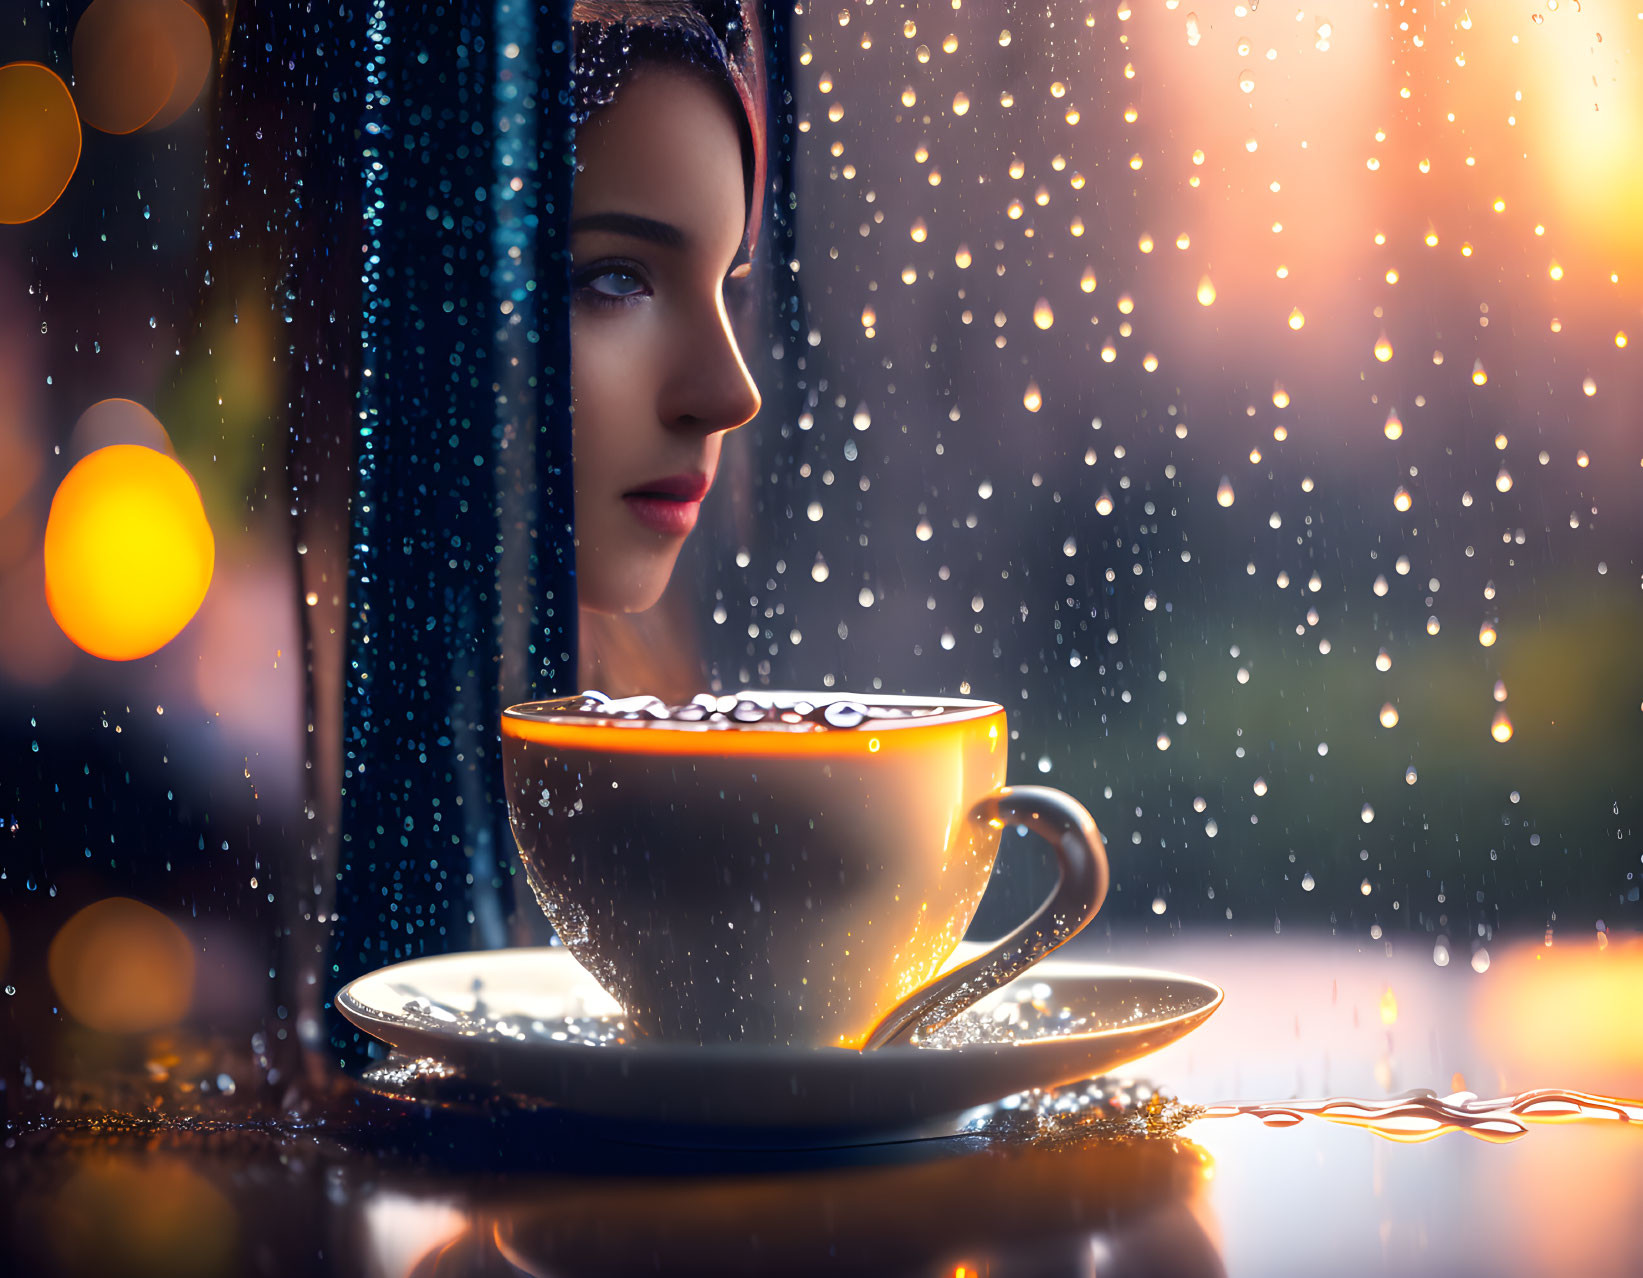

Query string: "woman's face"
[[569, 63, 761, 615]]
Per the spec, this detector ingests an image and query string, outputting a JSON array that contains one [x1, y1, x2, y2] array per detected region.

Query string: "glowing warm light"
[[1095, 491, 1114, 516], [1022, 381, 1042, 412], [48, 896, 195, 1032], [71, 0, 213, 134], [1393, 486, 1412, 512], [0, 61, 82, 224], [1216, 477, 1235, 507], [1472, 359, 1488, 386], [910, 217, 927, 242], [1375, 649, 1392, 672], [1272, 385, 1289, 408], [1374, 333, 1394, 362], [1479, 622, 1498, 647], [1196, 275, 1216, 306], [951, 91, 969, 115], [1079, 265, 1096, 293], [1032, 299, 1054, 329], [1287, 307, 1305, 330], [1495, 468, 1513, 493], [43, 443, 214, 661], [954, 244, 971, 269], [1617, 331, 1629, 349], [1491, 709, 1514, 743], [1548, 260, 1564, 282], [1117, 294, 1134, 315], [1475, 936, 1643, 1097], [1379, 703, 1399, 729], [1383, 410, 1403, 440], [1138, 232, 1154, 252]]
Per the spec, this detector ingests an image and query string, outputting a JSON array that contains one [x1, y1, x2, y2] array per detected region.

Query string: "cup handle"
[[861, 784, 1110, 1050]]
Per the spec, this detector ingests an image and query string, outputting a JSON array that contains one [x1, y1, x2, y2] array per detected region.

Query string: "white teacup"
[[502, 690, 1108, 1048]]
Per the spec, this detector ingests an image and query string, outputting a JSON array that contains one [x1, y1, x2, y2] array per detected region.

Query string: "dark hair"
[[570, 1, 767, 253]]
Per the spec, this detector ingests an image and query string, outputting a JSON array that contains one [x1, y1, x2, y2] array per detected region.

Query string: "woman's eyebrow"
[[568, 210, 687, 248]]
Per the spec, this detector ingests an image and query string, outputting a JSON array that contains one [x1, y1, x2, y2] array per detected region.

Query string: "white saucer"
[[338, 945, 1222, 1140]]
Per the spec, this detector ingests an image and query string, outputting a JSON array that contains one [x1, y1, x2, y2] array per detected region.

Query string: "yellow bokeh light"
[[0, 61, 82, 224], [48, 896, 195, 1033], [44, 443, 214, 661]]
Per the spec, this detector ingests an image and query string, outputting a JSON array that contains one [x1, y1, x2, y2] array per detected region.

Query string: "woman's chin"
[[576, 560, 674, 616]]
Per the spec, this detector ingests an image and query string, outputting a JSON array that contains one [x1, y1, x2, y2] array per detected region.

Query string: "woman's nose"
[[661, 293, 762, 436]]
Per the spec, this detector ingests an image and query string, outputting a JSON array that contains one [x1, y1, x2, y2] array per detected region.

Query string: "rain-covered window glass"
[[690, 0, 1641, 947]]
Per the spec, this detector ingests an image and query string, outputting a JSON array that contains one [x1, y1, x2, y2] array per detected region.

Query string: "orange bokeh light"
[[44, 442, 214, 661], [48, 897, 196, 1033], [0, 62, 82, 224], [71, 0, 214, 135], [1475, 934, 1643, 1101]]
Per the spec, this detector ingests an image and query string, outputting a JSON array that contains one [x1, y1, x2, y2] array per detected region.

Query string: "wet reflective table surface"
[[4, 931, 1641, 1277]]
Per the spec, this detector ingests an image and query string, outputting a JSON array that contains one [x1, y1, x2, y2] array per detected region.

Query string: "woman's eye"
[[578, 268, 647, 302]]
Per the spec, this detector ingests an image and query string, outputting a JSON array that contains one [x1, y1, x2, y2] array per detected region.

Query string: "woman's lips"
[[623, 493, 700, 537], [623, 472, 711, 537]]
